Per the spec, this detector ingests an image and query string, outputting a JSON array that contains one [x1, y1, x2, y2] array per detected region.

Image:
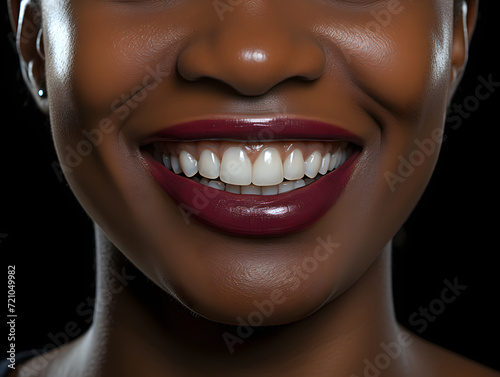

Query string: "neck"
[[67, 225, 412, 377]]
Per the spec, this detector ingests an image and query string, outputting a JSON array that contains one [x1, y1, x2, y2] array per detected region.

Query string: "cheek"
[[370, 3, 454, 211], [332, 2, 454, 116], [71, 5, 184, 118], [348, 2, 454, 213], [309, 1, 455, 293]]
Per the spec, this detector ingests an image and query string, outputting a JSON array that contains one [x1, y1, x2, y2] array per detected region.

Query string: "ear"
[[449, 0, 479, 98], [9, 0, 48, 113]]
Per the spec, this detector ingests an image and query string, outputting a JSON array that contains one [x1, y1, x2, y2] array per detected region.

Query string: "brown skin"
[[7, 0, 500, 376]]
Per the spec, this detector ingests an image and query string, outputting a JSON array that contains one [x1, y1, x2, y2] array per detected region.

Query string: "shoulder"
[[410, 334, 500, 377], [0, 349, 46, 377], [6, 335, 91, 377]]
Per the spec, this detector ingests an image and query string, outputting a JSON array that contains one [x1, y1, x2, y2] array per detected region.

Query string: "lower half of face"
[[44, 0, 455, 325]]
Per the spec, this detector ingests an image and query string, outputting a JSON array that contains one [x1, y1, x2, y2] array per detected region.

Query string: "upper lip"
[[139, 117, 365, 146]]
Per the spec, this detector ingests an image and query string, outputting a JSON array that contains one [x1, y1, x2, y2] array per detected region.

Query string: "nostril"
[[176, 30, 326, 97], [176, 38, 213, 82]]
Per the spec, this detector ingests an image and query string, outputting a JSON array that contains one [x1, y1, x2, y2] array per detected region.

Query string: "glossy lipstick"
[[142, 119, 362, 237]]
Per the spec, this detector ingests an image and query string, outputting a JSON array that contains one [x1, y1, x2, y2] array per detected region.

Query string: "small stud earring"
[[38, 88, 46, 98]]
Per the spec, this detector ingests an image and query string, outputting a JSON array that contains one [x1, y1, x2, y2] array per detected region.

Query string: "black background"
[[1, 0, 499, 372]]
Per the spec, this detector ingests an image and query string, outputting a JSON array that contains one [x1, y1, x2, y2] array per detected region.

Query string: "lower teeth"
[[187, 174, 321, 195]]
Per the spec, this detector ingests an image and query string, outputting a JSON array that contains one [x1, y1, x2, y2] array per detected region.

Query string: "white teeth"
[[283, 149, 305, 180], [171, 155, 182, 174], [158, 143, 351, 194], [241, 185, 262, 195], [319, 153, 331, 175], [304, 150, 322, 179], [179, 150, 198, 177], [262, 185, 279, 195], [226, 184, 241, 194], [208, 180, 225, 191], [278, 181, 295, 194], [293, 179, 306, 189], [252, 147, 284, 186], [199, 150, 220, 179], [329, 149, 339, 171], [339, 148, 347, 166], [329, 144, 347, 171], [220, 147, 253, 186], [162, 154, 172, 170]]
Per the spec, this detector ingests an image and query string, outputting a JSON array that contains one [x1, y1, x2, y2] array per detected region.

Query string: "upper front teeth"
[[166, 143, 348, 187], [252, 147, 283, 186], [220, 147, 253, 186]]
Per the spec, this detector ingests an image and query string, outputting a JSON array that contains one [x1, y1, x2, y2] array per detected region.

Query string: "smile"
[[141, 118, 363, 237], [150, 140, 353, 195]]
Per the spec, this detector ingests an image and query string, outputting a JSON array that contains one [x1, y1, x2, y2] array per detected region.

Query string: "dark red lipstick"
[[141, 118, 364, 143], [142, 118, 362, 237]]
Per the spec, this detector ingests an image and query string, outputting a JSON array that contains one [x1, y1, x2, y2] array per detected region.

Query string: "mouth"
[[140, 118, 363, 237]]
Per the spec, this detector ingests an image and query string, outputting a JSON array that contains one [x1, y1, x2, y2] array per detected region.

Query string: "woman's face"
[[29, 0, 463, 324]]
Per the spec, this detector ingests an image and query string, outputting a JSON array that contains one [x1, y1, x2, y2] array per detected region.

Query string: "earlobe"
[[11, 0, 48, 113]]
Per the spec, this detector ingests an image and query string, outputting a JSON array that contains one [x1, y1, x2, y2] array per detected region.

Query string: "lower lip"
[[143, 151, 359, 237]]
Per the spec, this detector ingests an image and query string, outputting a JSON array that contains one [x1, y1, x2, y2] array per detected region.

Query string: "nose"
[[177, 4, 326, 97]]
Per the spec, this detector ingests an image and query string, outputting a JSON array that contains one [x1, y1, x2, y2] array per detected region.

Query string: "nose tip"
[[240, 49, 268, 64], [177, 31, 325, 97]]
